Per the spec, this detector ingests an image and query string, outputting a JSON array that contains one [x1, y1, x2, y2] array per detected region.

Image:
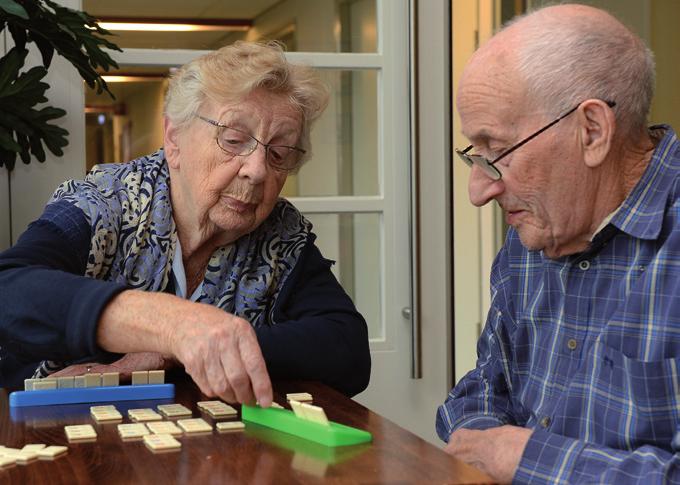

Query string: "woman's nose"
[[468, 164, 504, 206], [238, 144, 269, 183]]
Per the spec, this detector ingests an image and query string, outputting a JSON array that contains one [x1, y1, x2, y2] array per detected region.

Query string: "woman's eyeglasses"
[[196, 115, 305, 173]]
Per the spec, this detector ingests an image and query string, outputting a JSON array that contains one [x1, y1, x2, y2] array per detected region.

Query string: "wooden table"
[[0, 374, 493, 484]]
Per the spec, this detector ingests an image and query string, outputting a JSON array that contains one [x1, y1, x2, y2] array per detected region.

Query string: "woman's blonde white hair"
[[164, 41, 329, 164]]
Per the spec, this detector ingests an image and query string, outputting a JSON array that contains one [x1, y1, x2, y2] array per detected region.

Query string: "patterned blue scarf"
[[35, 149, 311, 377]]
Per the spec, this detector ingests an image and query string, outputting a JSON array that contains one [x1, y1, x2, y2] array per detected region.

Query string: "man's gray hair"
[[507, 6, 655, 136]]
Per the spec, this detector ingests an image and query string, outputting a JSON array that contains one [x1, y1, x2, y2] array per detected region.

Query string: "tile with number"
[[11, 451, 39, 465], [21, 444, 46, 453], [117, 423, 150, 440], [196, 400, 223, 410], [37, 446, 68, 460], [143, 433, 181, 453], [148, 370, 165, 384], [216, 421, 246, 432], [177, 418, 213, 434], [65, 424, 97, 442], [128, 408, 162, 422], [91, 405, 122, 422], [300, 403, 329, 426], [157, 403, 192, 418], [202, 402, 237, 418], [147, 421, 183, 437], [131, 371, 148, 385], [286, 392, 313, 402]]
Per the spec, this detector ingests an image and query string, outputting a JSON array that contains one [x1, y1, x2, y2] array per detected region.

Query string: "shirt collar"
[[608, 125, 680, 240]]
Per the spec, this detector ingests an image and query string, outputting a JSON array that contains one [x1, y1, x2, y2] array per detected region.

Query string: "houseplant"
[[0, 0, 120, 171], [0, 0, 120, 243]]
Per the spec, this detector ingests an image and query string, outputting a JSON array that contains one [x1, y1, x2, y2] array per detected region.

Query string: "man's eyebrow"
[[461, 130, 492, 146]]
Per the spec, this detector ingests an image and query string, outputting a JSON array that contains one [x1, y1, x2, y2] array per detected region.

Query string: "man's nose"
[[468, 164, 504, 207]]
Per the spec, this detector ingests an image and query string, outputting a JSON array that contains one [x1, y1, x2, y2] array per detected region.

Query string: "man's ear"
[[164, 117, 182, 169], [577, 99, 615, 168]]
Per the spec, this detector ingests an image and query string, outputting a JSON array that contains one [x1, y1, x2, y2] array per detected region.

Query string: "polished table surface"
[[0, 374, 493, 484]]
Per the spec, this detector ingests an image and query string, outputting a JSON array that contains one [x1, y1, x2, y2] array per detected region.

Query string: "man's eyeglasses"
[[455, 100, 616, 180], [195, 115, 305, 173]]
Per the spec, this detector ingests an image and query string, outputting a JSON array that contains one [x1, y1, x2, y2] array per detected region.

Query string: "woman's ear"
[[164, 117, 181, 169], [578, 99, 616, 168]]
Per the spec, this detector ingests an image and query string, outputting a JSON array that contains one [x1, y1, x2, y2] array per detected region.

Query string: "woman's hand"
[[167, 304, 273, 407], [96, 291, 273, 408], [49, 352, 170, 382]]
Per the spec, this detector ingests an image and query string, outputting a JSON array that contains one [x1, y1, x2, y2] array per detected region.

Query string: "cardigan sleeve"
[[258, 238, 371, 397], [0, 200, 128, 386]]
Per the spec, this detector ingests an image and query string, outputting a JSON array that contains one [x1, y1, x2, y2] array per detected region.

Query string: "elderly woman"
[[0, 41, 370, 405]]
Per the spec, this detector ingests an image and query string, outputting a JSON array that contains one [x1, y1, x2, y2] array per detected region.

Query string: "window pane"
[[304, 213, 382, 340], [281, 69, 378, 197], [86, 68, 378, 199], [83, 0, 376, 53], [85, 68, 168, 172]]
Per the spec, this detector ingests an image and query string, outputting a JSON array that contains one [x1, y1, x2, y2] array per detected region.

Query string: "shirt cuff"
[[514, 428, 586, 484], [455, 415, 506, 432]]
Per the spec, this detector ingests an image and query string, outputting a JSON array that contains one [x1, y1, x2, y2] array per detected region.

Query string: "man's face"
[[458, 65, 594, 258]]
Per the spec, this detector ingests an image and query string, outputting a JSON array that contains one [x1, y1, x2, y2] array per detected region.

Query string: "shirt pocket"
[[591, 342, 680, 451]]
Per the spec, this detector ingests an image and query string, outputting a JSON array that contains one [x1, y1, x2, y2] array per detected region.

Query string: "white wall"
[[1, 0, 85, 246]]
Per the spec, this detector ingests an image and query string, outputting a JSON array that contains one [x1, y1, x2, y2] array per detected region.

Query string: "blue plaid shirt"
[[437, 126, 680, 484]]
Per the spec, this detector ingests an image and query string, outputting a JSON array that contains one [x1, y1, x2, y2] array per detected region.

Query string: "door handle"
[[407, 0, 422, 379]]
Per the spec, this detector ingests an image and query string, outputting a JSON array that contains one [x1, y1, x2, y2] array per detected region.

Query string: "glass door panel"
[[82, 0, 376, 53]]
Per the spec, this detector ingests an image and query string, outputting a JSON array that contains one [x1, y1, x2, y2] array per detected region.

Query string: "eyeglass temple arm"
[[489, 100, 616, 166]]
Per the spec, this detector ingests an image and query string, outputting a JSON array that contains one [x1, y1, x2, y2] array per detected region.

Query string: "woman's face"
[[165, 89, 302, 243]]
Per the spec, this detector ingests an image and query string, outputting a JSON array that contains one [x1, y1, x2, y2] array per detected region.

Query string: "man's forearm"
[[515, 429, 680, 484]]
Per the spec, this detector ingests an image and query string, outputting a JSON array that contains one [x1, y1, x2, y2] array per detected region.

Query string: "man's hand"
[[166, 303, 273, 408], [50, 352, 169, 382], [444, 425, 533, 484]]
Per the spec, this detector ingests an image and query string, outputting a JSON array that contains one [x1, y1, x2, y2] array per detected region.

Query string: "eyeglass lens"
[[217, 126, 299, 170]]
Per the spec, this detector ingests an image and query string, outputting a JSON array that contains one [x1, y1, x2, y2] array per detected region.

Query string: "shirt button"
[[540, 416, 551, 428], [579, 260, 590, 270], [567, 339, 578, 351]]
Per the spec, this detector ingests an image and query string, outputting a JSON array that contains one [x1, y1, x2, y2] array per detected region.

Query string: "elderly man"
[[437, 4, 680, 484]]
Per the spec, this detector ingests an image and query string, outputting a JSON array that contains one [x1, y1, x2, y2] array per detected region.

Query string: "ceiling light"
[[101, 75, 165, 83], [96, 17, 251, 33]]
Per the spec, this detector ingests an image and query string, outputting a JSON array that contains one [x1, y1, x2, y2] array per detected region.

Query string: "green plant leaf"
[[0, 128, 22, 152], [7, 22, 27, 50], [0, 0, 28, 19], [0, 48, 68, 169], [0, 0, 121, 169], [0, 48, 26, 93], [0, 148, 18, 171], [33, 36, 55, 68]]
